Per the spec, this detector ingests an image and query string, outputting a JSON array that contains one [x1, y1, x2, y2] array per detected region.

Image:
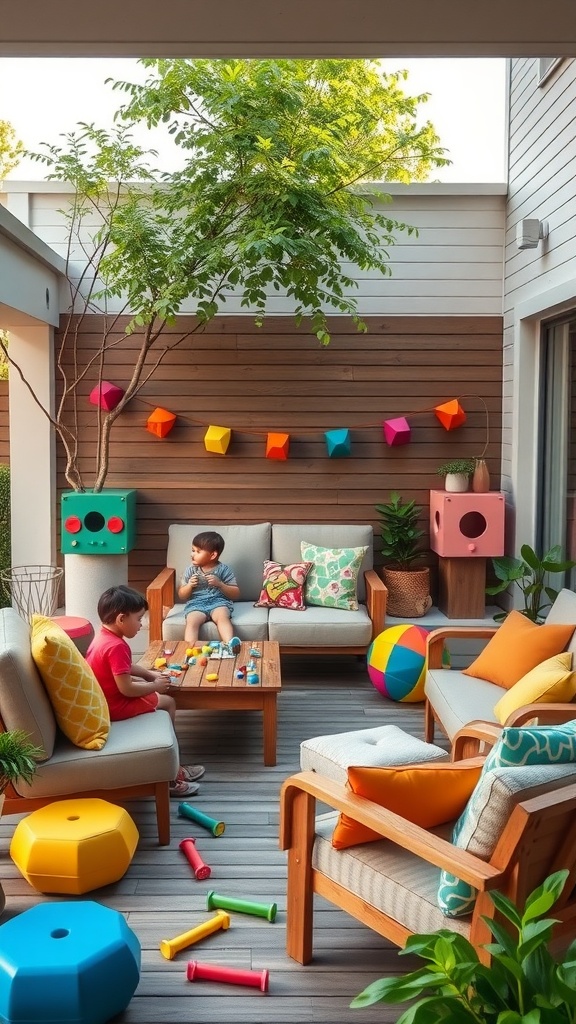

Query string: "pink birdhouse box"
[[89, 381, 125, 411], [429, 490, 505, 558]]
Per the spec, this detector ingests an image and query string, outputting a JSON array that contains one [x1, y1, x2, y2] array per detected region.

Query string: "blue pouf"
[[0, 901, 140, 1024]]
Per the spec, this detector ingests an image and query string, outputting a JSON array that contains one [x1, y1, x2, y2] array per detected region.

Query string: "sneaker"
[[170, 778, 200, 798], [228, 636, 241, 652], [177, 764, 205, 783]]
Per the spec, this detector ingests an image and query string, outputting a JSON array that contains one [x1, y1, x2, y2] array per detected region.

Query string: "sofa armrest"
[[427, 626, 498, 669], [451, 720, 503, 760], [505, 703, 576, 727], [364, 569, 387, 639], [279, 767, 502, 890], [146, 567, 176, 643]]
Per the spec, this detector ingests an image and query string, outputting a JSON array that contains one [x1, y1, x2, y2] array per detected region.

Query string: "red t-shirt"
[[86, 626, 158, 721]]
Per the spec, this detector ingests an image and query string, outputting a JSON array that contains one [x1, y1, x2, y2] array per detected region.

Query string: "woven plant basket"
[[382, 566, 432, 618]]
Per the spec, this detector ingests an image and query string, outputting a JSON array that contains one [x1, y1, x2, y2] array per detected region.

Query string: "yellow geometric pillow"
[[30, 615, 110, 750], [493, 651, 576, 725]]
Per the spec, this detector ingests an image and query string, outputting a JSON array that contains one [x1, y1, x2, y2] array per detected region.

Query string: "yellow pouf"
[[10, 798, 139, 894]]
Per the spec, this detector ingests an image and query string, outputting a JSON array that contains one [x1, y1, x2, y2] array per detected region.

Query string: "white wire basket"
[[0, 564, 64, 622]]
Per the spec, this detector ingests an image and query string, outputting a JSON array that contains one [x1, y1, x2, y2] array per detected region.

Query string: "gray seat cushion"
[[425, 668, 502, 739], [268, 604, 373, 647], [13, 710, 179, 797], [162, 601, 268, 642], [0, 607, 56, 758]]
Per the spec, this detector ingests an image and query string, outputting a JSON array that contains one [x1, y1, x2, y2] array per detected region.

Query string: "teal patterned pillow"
[[300, 542, 368, 611], [438, 722, 576, 918], [482, 720, 576, 772]]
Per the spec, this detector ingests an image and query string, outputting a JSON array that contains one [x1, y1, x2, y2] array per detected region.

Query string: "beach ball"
[[367, 624, 429, 702]]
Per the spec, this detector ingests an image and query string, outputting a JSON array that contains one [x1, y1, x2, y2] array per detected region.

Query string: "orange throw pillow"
[[331, 761, 483, 850], [462, 610, 574, 690]]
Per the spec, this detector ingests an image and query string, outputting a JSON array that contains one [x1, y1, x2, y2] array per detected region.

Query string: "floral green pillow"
[[300, 542, 367, 611]]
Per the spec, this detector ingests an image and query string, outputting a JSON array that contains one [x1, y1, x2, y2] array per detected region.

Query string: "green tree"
[[1, 59, 448, 492], [0, 120, 23, 180]]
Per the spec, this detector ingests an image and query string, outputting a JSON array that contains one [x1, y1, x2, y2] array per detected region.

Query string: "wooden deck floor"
[[0, 656, 447, 1024]]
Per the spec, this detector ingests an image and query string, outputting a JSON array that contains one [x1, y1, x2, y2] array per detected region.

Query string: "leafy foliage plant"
[[375, 490, 426, 570], [352, 869, 576, 1023], [437, 458, 476, 477], [487, 544, 576, 623], [0, 730, 42, 795]]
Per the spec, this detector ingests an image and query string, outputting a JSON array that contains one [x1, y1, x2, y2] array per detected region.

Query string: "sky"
[[0, 57, 507, 182]]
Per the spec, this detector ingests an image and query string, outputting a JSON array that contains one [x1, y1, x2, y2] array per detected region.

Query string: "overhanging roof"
[[1, 0, 573, 57]]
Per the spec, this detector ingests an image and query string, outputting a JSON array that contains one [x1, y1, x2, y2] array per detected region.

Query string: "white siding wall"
[[1, 182, 505, 318], [503, 57, 576, 546]]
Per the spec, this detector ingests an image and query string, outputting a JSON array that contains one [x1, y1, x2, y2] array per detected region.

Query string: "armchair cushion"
[[438, 760, 576, 917], [31, 615, 110, 751], [462, 610, 574, 690], [0, 608, 56, 758], [493, 652, 576, 725], [12, 710, 179, 798], [332, 761, 483, 849]]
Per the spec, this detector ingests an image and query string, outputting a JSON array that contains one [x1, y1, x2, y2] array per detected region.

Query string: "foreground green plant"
[[487, 544, 576, 622], [352, 870, 576, 1023], [0, 730, 42, 794]]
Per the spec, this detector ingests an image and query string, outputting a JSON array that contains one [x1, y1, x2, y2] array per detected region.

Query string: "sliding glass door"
[[539, 317, 576, 591]]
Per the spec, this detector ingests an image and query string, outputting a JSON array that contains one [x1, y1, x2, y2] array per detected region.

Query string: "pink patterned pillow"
[[255, 560, 313, 611]]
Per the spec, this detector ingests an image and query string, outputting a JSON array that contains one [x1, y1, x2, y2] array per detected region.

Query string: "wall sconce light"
[[516, 218, 549, 250]]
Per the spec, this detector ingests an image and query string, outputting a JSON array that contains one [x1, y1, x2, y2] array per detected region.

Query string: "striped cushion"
[[313, 813, 470, 937]]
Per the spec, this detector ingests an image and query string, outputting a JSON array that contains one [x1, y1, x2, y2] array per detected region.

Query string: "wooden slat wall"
[[55, 314, 503, 594]]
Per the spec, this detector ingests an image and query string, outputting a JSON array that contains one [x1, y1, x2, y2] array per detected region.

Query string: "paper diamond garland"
[[204, 425, 231, 455], [266, 432, 289, 460], [383, 417, 411, 446], [325, 428, 351, 457], [146, 407, 177, 438], [434, 399, 466, 431], [89, 381, 125, 411]]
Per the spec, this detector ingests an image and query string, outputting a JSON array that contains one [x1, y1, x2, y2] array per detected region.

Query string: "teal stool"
[[0, 901, 140, 1024]]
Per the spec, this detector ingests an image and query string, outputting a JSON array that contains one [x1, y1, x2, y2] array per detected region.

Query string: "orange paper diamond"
[[266, 432, 289, 460], [146, 408, 176, 438], [434, 400, 466, 431]]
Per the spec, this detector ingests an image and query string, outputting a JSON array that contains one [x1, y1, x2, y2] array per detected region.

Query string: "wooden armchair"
[[424, 588, 576, 748], [280, 768, 576, 966]]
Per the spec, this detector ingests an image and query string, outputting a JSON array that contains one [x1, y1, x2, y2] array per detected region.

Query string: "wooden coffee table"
[[139, 640, 281, 766]]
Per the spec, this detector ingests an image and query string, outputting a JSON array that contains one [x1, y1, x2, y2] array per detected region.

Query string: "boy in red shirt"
[[86, 585, 204, 798]]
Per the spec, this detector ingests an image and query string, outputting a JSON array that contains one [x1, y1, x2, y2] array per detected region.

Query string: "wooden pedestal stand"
[[437, 556, 487, 619]]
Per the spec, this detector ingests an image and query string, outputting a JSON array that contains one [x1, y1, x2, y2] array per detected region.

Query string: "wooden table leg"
[[262, 692, 277, 766]]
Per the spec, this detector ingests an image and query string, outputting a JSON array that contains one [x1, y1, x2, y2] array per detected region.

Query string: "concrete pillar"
[[7, 324, 56, 566]]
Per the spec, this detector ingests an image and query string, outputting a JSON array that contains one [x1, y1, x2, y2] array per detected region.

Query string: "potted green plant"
[[375, 491, 432, 617], [487, 543, 576, 622], [352, 869, 576, 1022], [436, 458, 476, 493], [0, 729, 41, 915]]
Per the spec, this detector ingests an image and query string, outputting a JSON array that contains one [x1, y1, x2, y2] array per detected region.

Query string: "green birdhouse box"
[[61, 490, 137, 555]]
